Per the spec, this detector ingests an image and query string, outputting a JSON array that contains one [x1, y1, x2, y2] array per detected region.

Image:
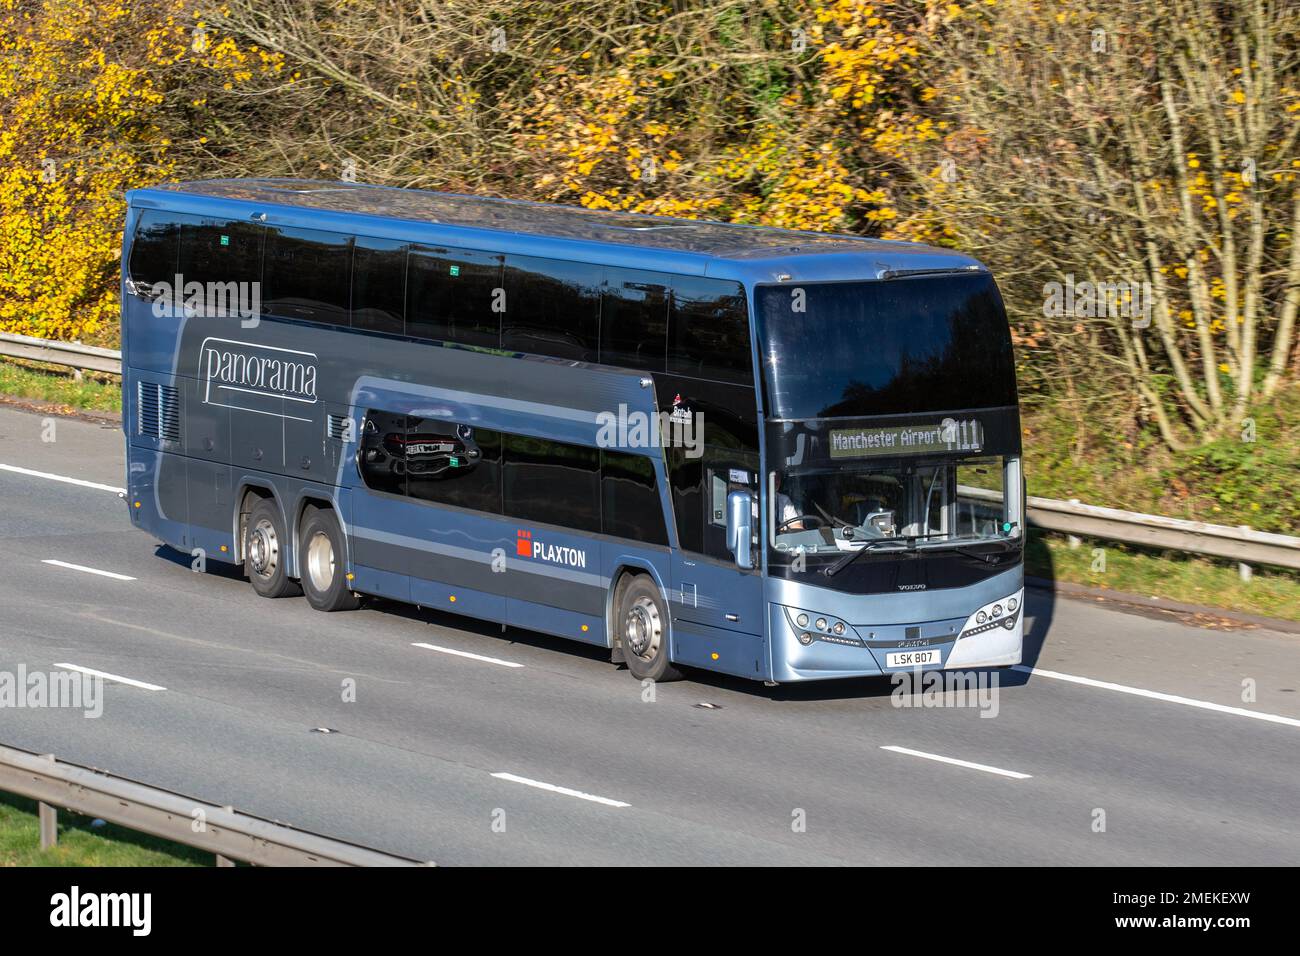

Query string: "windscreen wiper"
[[915, 537, 1020, 564], [949, 545, 1006, 565], [821, 533, 947, 578]]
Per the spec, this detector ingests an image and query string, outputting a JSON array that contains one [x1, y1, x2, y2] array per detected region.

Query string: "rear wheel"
[[618, 575, 681, 683], [244, 498, 300, 599], [300, 508, 360, 612]]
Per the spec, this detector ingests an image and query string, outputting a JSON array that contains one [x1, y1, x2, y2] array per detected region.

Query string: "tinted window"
[[600, 268, 669, 371], [653, 375, 758, 452], [665, 447, 703, 554], [601, 451, 667, 545], [756, 273, 1018, 419], [501, 256, 601, 361], [358, 409, 408, 496], [406, 418, 502, 514], [178, 217, 262, 289], [666, 446, 759, 560], [407, 246, 501, 347], [503, 434, 600, 533], [668, 277, 751, 384], [263, 227, 352, 326], [128, 211, 180, 290], [352, 237, 406, 335]]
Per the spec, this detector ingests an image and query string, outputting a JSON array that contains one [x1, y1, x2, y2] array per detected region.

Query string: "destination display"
[[829, 418, 985, 459], [766, 406, 1021, 469]]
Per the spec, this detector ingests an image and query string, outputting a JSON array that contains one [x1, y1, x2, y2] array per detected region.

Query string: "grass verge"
[[1026, 530, 1300, 624], [0, 358, 121, 414], [0, 791, 206, 866]]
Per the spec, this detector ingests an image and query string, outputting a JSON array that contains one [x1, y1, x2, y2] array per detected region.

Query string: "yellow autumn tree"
[[0, 0, 281, 342]]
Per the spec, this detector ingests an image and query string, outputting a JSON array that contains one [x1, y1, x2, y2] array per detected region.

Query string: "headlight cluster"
[[783, 607, 864, 647], [959, 591, 1023, 640]]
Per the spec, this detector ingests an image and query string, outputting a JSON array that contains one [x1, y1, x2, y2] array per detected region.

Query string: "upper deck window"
[[599, 268, 669, 371], [351, 237, 407, 335], [263, 226, 353, 327], [407, 245, 502, 348], [127, 211, 181, 291], [756, 272, 1017, 420], [501, 256, 601, 361], [177, 217, 263, 290], [667, 276, 752, 385]]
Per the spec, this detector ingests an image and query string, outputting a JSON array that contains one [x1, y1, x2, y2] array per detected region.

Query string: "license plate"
[[886, 648, 942, 668]]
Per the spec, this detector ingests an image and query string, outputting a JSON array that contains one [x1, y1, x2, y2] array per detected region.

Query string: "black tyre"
[[243, 498, 300, 599], [617, 575, 681, 683], [299, 507, 360, 612]]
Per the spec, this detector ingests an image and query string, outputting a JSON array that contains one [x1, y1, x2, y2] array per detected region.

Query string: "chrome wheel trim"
[[306, 530, 335, 593], [624, 595, 663, 662], [248, 517, 279, 579]]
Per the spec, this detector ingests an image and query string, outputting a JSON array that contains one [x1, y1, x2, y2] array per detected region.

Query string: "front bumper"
[[768, 590, 1024, 682]]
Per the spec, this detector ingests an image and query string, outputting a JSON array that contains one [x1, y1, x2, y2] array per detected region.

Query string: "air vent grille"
[[326, 413, 351, 441], [137, 381, 180, 443]]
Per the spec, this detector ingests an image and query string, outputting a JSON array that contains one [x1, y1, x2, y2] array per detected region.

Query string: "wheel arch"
[[232, 482, 282, 564], [605, 558, 671, 652]]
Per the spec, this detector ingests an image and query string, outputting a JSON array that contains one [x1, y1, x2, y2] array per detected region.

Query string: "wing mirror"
[[726, 490, 755, 570]]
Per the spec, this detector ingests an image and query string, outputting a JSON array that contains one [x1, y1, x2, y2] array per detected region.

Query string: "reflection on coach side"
[[359, 411, 482, 495]]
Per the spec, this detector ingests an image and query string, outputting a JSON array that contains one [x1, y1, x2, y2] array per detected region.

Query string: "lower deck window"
[[358, 409, 667, 545]]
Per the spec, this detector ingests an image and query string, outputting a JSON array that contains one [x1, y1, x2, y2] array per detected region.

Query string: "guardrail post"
[[38, 801, 58, 849], [1066, 500, 1082, 549], [1238, 527, 1253, 583], [215, 854, 236, 867]]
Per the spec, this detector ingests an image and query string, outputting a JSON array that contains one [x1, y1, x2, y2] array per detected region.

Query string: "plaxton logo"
[[515, 529, 587, 569], [199, 337, 318, 422]]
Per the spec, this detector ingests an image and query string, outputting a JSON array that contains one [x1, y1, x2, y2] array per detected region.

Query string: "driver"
[[773, 472, 804, 532]]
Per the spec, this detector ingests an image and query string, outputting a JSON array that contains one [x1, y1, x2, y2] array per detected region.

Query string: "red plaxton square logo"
[[515, 529, 532, 557]]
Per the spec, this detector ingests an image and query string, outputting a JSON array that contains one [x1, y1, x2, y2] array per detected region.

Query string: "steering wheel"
[[777, 514, 826, 533]]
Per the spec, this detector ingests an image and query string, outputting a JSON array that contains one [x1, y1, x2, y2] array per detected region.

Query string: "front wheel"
[[300, 508, 360, 612], [618, 576, 681, 683]]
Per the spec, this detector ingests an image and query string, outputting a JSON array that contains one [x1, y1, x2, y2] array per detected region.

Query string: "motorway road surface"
[[1, 404, 1297, 865]]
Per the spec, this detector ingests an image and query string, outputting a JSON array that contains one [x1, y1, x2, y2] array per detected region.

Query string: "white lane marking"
[[54, 663, 166, 691], [881, 745, 1032, 780], [1013, 664, 1300, 729], [411, 642, 523, 668], [490, 772, 630, 807], [41, 559, 136, 581], [0, 463, 124, 494]]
